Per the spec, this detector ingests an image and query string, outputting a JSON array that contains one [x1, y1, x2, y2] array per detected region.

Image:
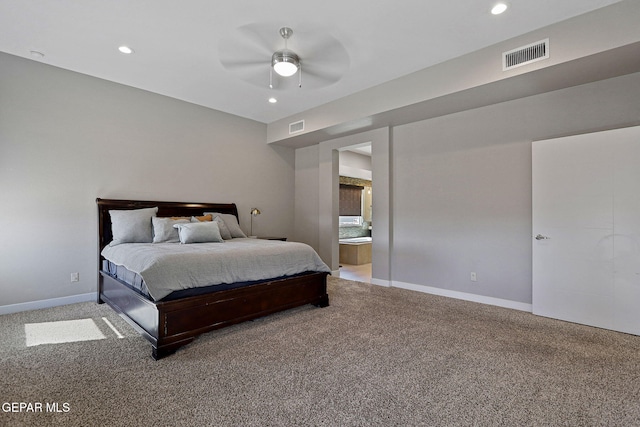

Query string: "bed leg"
[[152, 337, 196, 360], [152, 346, 176, 361], [314, 294, 329, 308], [97, 274, 105, 304]]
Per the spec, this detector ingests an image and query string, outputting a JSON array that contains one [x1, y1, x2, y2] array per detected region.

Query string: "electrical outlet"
[[70, 272, 80, 283], [470, 272, 477, 282]]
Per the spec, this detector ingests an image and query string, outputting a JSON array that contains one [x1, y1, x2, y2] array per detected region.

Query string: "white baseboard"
[[371, 278, 391, 287], [392, 281, 532, 312], [0, 283, 531, 315], [0, 293, 98, 316]]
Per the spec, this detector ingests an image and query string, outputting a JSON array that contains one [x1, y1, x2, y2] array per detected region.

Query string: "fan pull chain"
[[269, 66, 273, 89], [298, 65, 302, 88]]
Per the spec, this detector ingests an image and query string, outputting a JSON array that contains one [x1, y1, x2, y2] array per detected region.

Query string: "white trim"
[[330, 269, 341, 277], [0, 293, 97, 316], [392, 281, 532, 312], [371, 278, 391, 287]]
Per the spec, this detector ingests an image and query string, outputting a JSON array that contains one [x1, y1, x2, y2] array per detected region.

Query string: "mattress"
[[101, 238, 330, 301], [102, 260, 318, 302], [103, 260, 148, 296]]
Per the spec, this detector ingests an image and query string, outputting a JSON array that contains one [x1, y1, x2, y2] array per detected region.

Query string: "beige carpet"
[[2, 277, 639, 426]]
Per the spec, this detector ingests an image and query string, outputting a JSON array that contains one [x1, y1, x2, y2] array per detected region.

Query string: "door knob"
[[535, 234, 550, 240]]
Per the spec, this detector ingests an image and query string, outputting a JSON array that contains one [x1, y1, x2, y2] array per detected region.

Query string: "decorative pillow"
[[191, 214, 213, 222], [109, 207, 158, 246], [173, 221, 224, 244], [204, 212, 247, 238], [152, 217, 189, 243], [213, 216, 232, 240]]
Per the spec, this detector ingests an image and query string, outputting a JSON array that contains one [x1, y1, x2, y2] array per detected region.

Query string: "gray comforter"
[[101, 238, 330, 300]]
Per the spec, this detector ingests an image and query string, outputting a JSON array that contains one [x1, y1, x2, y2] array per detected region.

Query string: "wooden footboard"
[[99, 270, 329, 360]]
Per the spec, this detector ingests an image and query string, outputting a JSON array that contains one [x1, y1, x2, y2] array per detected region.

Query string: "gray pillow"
[[173, 221, 224, 244], [204, 212, 247, 238], [109, 207, 158, 246], [213, 216, 232, 240], [152, 217, 189, 243]]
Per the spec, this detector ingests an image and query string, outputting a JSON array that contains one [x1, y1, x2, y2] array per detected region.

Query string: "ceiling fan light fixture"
[[272, 50, 299, 77]]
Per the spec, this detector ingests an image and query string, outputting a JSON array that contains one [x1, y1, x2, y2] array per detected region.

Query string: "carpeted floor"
[[2, 277, 639, 426]]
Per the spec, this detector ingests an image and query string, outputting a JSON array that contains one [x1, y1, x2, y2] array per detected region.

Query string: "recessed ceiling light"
[[268, 97, 278, 104], [118, 46, 134, 54], [29, 50, 45, 59], [491, 2, 508, 15]]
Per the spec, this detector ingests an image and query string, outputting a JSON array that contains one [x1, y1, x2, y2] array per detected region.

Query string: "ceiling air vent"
[[502, 38, 549, 71], [289, 120, 305, 134]]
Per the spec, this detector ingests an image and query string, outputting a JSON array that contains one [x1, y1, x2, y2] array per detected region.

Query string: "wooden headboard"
[[96, 198, 239, 252]]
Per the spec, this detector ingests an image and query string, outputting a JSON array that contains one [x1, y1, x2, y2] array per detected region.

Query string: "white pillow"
[[173, 221, 224, 244], [109, 207, 158, 246], [204, 212, 247, 238], [152, 217, 189, 243]]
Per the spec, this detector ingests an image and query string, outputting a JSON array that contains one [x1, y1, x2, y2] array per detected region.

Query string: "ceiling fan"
[[270, 27, 301, 87], [218, 24, 350, 90]]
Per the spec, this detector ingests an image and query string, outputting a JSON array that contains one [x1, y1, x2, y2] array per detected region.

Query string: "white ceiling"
[[0, 0, 625, 124]]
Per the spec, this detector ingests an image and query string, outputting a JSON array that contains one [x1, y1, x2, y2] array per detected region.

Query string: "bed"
[[97, 198, 330, 360]]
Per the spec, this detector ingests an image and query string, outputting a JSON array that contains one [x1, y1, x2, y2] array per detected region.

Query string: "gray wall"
[[294, 145, 320, 250], [294, 72, 640, 305], [392, 72, 640, 304], [0, 52, 295, 311]]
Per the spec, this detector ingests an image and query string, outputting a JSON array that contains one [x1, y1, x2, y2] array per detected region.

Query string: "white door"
[[532, 127, 640, 335]]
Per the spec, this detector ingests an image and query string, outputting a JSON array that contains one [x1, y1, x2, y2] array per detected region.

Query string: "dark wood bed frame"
[[97, 198, 329, 360]]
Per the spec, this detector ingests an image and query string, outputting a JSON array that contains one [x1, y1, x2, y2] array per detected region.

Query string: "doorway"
[[316, 127, 390, 286], [338, 143, 372, 283]]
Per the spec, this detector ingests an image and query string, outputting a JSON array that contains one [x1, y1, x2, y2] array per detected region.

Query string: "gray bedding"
[[101, 238, 330, 301]]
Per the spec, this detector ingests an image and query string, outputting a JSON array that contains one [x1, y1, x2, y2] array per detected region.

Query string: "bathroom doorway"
[[338, 143, 372, 283]]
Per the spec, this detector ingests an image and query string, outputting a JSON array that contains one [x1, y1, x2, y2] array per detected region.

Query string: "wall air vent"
[[289, 120, 305, 134], [503, 38, 549, 71]]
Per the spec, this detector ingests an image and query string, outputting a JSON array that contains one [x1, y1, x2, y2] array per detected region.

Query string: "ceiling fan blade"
[[233, 24, 276, 57], [296, 32, 350, 85], [302, 66, 343, 85], [218, 23, 277, 73], [222, 59, 266, 70], [300, 33, 349, 62], [301, 54, 349, 85], [299, 32, 341, 53]]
